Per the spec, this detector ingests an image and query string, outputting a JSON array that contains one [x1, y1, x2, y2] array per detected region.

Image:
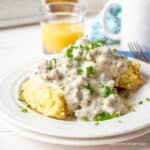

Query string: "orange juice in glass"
[[41, 2, 85, 53]]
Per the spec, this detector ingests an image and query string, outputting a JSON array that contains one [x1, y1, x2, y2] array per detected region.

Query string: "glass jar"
[[41, 2, 85, 53]]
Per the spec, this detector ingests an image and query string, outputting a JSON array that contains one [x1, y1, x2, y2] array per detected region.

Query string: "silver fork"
[[128, 42, 150, 63]]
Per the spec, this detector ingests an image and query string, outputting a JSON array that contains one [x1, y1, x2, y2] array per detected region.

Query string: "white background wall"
[[0, 0, 108, 28], [0, 0, 41, 28]]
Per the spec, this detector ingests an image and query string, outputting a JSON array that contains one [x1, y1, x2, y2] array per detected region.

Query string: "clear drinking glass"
[[41, 2, 85, 54]]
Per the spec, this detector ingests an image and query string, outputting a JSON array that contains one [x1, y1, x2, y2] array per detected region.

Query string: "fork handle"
[[117, 50, 133, 57]]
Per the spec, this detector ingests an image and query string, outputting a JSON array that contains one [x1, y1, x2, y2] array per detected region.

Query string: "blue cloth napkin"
[[117, 50, 150, 59]]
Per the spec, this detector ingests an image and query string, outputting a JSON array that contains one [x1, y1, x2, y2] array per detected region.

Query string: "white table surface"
[[0, 21, 150, 150]]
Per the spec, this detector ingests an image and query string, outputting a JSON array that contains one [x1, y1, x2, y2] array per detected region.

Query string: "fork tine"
[[128, 43, 140, 59], [134, 42, 150, 62], [132, 42, 143, 58], [128, 43, 134, 55], [128, 42, 149, 62]]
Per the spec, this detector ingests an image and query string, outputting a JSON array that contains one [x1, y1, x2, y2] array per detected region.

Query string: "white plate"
[[0, 61, 150, 139], [6, 118, 150, 146]]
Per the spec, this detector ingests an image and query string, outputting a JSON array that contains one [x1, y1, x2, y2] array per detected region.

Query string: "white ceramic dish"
[[5, 117, 150, 146], [0, 60, 150, 139]]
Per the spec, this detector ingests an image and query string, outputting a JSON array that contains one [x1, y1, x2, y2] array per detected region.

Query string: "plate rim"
[[4, 113, 150, 146]]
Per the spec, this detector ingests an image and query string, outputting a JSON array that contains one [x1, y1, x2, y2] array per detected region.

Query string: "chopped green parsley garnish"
[[104, 86, 112, 97], [91, 40, 106, 49], [112, 49, 117, 52], [86, 85, 95, 94], [47, 58, 58, 71], [138, 101, 143, 105], [82, 116, 89, 122], [120, 54, 126, 58], [84, 45, 91, 51], [47, 65, 53, 71], [19, 106, 28, 113], [86, 66, 94, 76], [146, 97, 150, 101], [66, 40, 106, 57], [137, 97, 150, 105], [79, 40, 106, 51], [27, 104, 31, 109], [74, 57, 78, 61], [132, 108, 136, 112], [71, 45, 78, 49], [18, 90, 24, 101], [80, 44, 90, 51], [52, 58, 57, 64], [83, 84, 95, 94], [79, 45, 84, 49], [100, 85, 114, 98], [66, 46, 73, 58], [94, 112, 120, 125], [61, 86, 65, 91], [77, 68, 83, 75], [66, 64, 71, 68], [93, 60, 96, 63]]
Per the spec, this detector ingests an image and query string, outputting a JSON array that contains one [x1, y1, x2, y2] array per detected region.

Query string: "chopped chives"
[[47, 66, 53, 71], [86, 66, 94, 76], [94, 112, 120, 125], [19, 106, 28, 113], [146, 97, 150, 101], [77, 69, 83, 75], [138, 101, 143, 105], [18, 90, 24, 101], [82, 116, 89, 122]]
